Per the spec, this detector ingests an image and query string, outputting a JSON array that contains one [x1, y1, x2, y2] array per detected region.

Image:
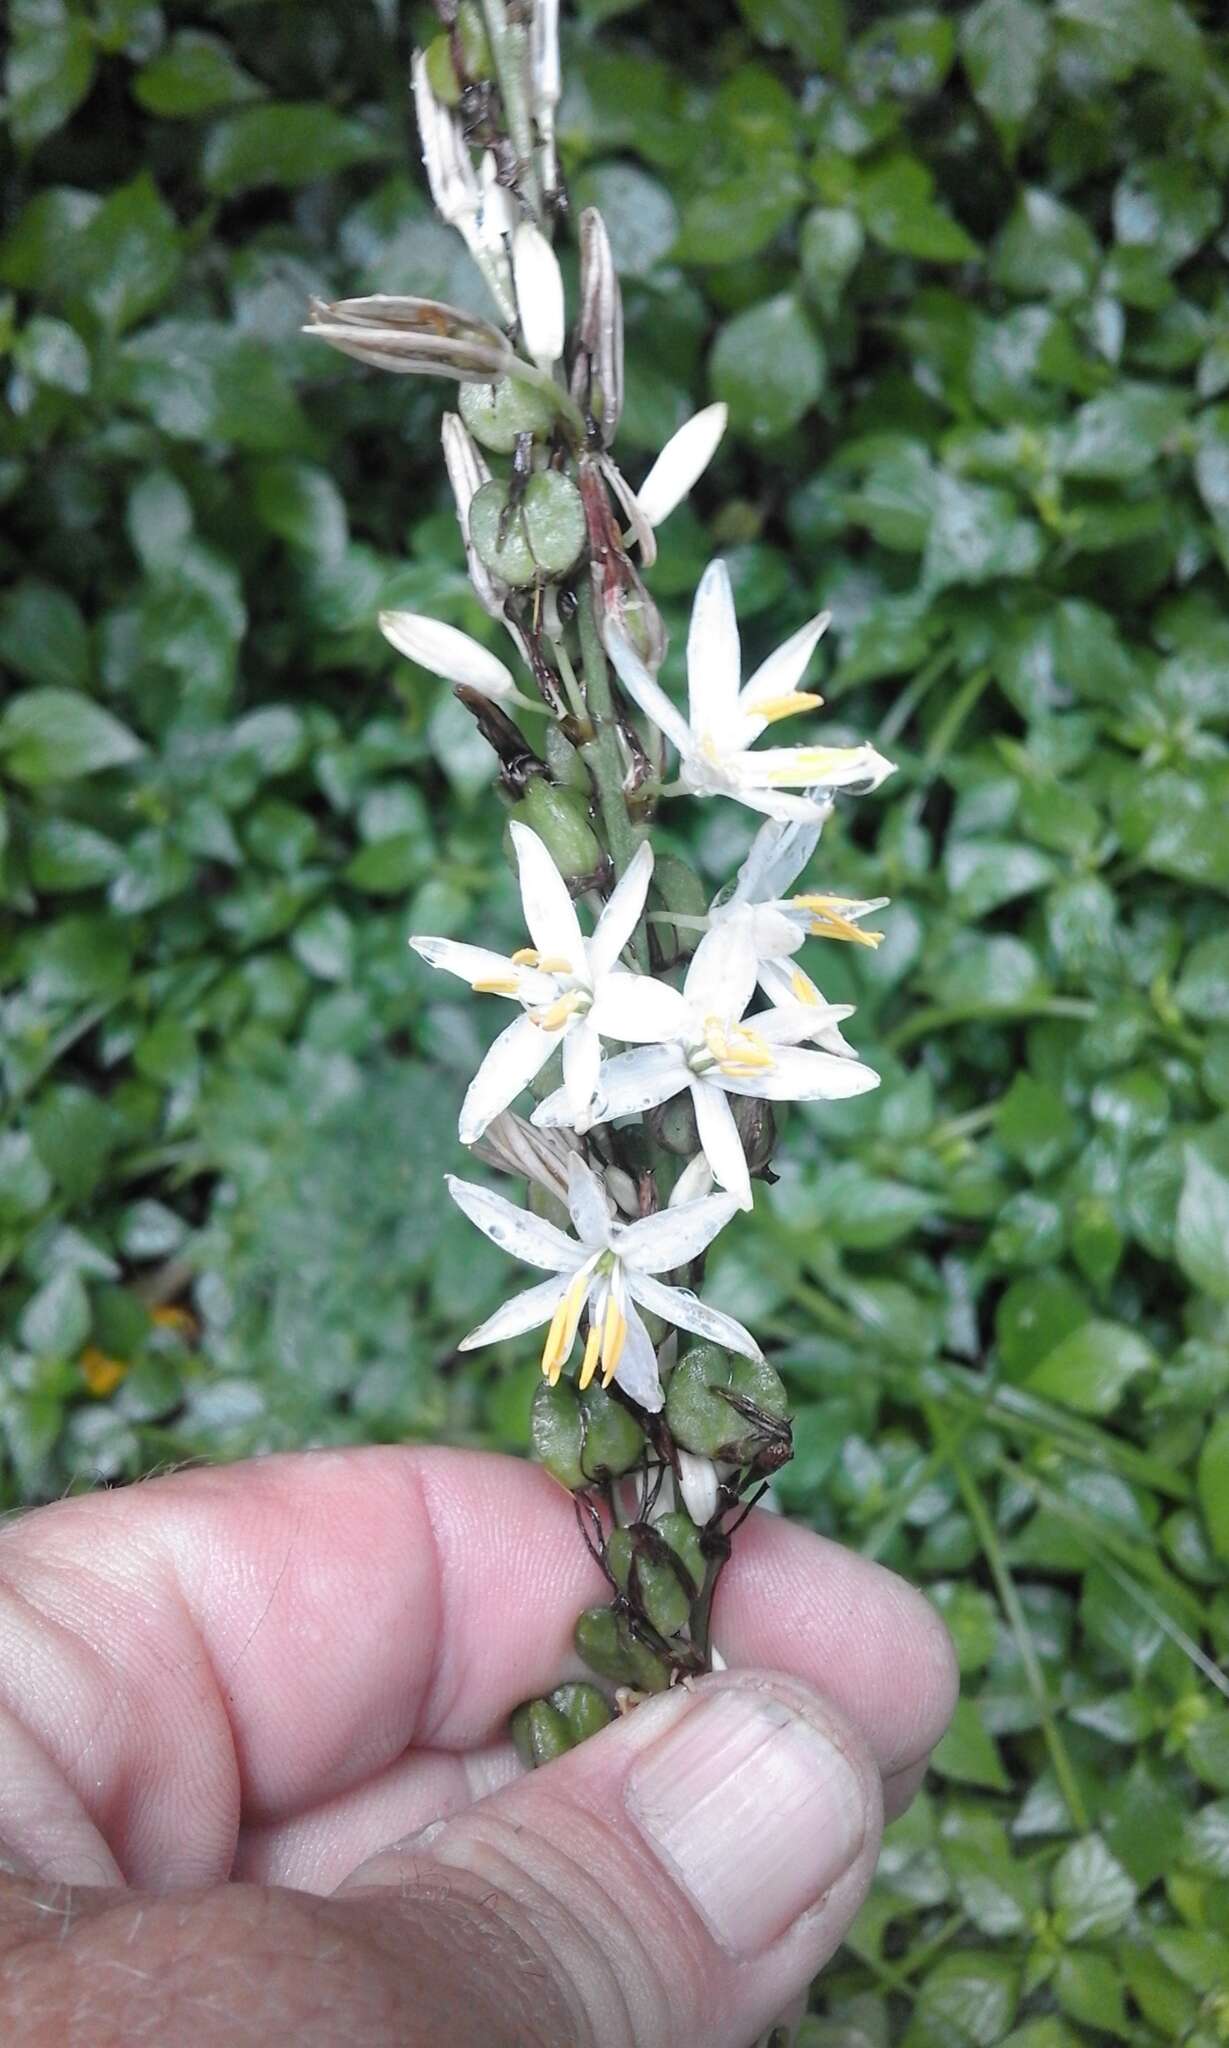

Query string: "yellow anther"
[[510, 947, 541, 966], [704, 1015, 776, 1077], [790, 967, 821, 1007], [540, 1268, 590, 1383], [471, 974, 520, 994], [532, 989, 584, 1032], [578, 1320, 603, 1391], [600, 1290, 627, 1386], [750, 691, 823, 725], [536, 955, 576, 974], [762, 747, 856, 787], [791, 895, 885, 948]]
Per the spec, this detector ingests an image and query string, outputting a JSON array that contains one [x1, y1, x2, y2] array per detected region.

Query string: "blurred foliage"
[[3, 0, 1229, 2037]]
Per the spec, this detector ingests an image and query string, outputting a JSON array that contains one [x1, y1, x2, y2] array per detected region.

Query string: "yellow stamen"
[[790, 967, 820, 1006], [761, 746, 859, 787], [532, 989, 584, 1032], [750, 690, 823, 725], [510, 947, 540, 966], [600, 1290, 627, 1386], [578, 1320, 603, 1391], [704, 1016, 776, 1078], [471, 974, 520, 994], [791, 894, 884, 948], [540, 1268, 590, 1383], [152, 1304, 197, 1336], [536, 955, 575, 974]]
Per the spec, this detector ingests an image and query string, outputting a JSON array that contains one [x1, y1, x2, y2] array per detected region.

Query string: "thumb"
[[337, 1670, 883, 2048]]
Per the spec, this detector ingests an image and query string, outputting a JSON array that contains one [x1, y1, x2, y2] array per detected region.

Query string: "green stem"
[[576, 587, 648, 965], [885, 996, 1095, 1054], [924, 1398, 1092, 1834], [479, 0, 542, 218]]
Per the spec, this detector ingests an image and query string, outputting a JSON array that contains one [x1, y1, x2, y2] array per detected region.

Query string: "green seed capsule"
[[469, 473, 587, 586], [655, 1511, 705, 1596], [545, 724, 590, 791], [510, 1697, 574, 1769], [550, 1681, 613, 1744], [574, 1605, 671, 1692], [607, 1527, 692, 1639], [460, 375, 557, 454], [515, 776, 602, 879], [665, 1343, 790, 1463], [423, 33, 462, 104], [651, 1090, 701, 1157], [732, 1091, 776, 1174], [578, 1380, 645, 1480], [531, 1378, 584, 1490]]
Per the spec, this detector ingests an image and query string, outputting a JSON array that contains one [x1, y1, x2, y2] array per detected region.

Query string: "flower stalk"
[[310, 2, 894, 1759]]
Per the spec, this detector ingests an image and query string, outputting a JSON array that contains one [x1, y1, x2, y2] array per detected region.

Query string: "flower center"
[[529, 986, 589, 1032], [691, 1014, 777, 1079]]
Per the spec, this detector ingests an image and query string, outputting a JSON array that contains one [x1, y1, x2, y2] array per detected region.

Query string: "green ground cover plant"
[[2, 0, 1229, 2037]]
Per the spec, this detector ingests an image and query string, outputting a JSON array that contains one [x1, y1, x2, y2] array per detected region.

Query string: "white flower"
[[636, 404, 728, 529], [411, 828, 688, 1143], [512, 220, 566, 370], [447, 1152, 760, 1412], [607, 558, 896, 823], [379, 610, 516, 699], [712, 812, 888, 1045], [534, 921, 878, 1211], [675, 1448, 720, 1525]]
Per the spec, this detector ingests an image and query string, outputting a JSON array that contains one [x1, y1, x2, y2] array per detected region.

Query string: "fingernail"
[[626, 1686, 866, 1956]]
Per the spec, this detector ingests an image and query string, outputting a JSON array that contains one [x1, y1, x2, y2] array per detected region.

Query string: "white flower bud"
[[512, 220, 565, 370], [379, 611, 515, 698], [677, 1449, 720, 1527], [636, 403, 728, 528], [669, 1153, 715, 1207]]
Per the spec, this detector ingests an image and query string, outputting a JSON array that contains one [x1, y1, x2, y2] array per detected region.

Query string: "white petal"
[[709, 782, 835, 824], [754, 991, 856, 1046], [458, 1010, 558, 1143], [687, 558, 741, 741], [739, 611, 829, 720], [446, 1173, 581, 1272], [410, 936, 554, 1003], [510, 822, 585, 972], [727, 813, 828, 907], [691, 1081, 752, 1212], [600, 453, 657, 569], [458, 1273, 570, 1349], [380, 611, 515, 698], [669, 1153, 714, 1206], [683, 923, 758, 1025], [626, 1270, 762, 1362], [563, 1018, 602, 1126], [512, 220, 565, 368], [612, 1294, 664, 1412], [565, 1150, 612, 1244], [735, 742, 897, 795], [589, 839, 654, 978], [636, 403, 728, 528], [717, 1045, 880, 1103], [533, 1041, 687, 1128], [589, 972, 690, 1044], [605, 628, 694, 759], [613, 1190, 741, 1274]]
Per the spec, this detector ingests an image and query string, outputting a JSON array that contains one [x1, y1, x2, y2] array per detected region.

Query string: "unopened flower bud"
[[306, 293, 511, 381], [513, 777, 602, 880], [570, 209, 624, 446], [512, 220, 566, 370], [459, 373, 557, 454], [575, 1605, 671, 1692], [379, 610, 515, 699], [670, 1154, 714, 1207], [636, 403, 728, 528], [510, 1696, 573, 1768], [470, 473, 586, 586], [665, 1343, 791, 1466], [676, 1448, 721, 1526]]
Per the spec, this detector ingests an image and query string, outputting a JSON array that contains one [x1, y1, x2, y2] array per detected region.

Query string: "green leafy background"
[[4, 0, 1229, 2037]]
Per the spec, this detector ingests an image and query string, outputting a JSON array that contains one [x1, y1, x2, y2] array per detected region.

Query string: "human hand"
[[0, 1448, 955, 2046]]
